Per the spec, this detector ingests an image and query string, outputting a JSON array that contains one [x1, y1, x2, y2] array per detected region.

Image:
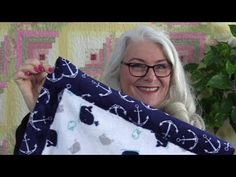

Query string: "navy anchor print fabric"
[[16, 57, 235, 155]]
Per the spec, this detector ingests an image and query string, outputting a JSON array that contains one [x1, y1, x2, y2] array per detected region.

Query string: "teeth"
[[138, 87, 159, 92]]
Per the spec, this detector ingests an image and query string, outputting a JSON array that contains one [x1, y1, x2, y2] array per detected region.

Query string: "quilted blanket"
[[16, 57, 235, 155]]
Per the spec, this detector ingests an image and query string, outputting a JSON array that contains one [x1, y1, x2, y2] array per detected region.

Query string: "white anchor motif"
[[128, 104, 149, 126], [203, 134, 221, 154], [65, 85, 74, 96], [19, 134, 37, 155], [176, 129, 198, 150], [36, 87, 50, 104], [224, 142, 231, 151], [47, 59, 78, 82], [47, 72, 63, 82], [28, 111, 38, 125], [91, 80, 112, 97], [66, 84, 72, 89], [159, 120, 179, 139], [61, 59, 78, 78], [29, 113, 53, 131], [163, 112, 170, 116], [141, 101, 158, 111], [108, 104, 127, 116], [156, 138, 165, 146], [118, 91, 135, 103], [81, 93, 91, 98], [81, 93, 95, 104]]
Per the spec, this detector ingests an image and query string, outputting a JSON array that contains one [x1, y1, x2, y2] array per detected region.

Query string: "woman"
[[102, 25, 205, 130], [14, 25, 227, 154]]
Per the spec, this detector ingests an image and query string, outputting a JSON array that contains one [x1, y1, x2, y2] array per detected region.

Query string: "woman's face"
[[119, 40, 171, 107]]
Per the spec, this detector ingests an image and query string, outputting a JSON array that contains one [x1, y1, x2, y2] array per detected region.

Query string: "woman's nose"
[[143, 68, 157, 81]]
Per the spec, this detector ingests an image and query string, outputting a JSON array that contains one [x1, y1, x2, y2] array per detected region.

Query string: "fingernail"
[[48, 67, 54, 73], [25, 71, 32, 76], [34, 66, 39, 72], [38, 65, 45, 72]]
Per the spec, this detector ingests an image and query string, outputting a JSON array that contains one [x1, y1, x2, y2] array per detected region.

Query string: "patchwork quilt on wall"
[[16, 57, 235, 155]]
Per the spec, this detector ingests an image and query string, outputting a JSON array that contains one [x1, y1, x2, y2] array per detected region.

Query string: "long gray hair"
[[102, 25, 205, 130]]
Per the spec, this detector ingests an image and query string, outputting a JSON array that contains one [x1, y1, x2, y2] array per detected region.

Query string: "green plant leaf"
[[226, 60, 236, 75], [220, 98, 233, 114], [216, 42, 231, 58], [201, 96, 217, 109], [228, 93, 236, 105], [203, 50, 215, 66], [190, 70, 203, 83], [193, 75, 211, 94], [214, 113, 227, 128], [197, 62, 207, 70], [207, 74, 230, 89], [204, 114, 216, 130], [229, 25, 236, 37], [184, 25, 236, 132]]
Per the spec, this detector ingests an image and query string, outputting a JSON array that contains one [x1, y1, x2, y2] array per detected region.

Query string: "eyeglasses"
[[121, 61, 172, 78]]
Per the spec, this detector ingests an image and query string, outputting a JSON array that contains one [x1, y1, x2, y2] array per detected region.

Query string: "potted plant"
[[184, 25, 236, 133]]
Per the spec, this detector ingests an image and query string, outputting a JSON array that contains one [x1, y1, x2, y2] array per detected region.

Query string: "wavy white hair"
[[102, 25, 205, 130]]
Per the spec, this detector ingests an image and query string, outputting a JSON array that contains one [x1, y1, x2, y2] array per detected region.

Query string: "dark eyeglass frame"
[[121, 61, 172, 78]]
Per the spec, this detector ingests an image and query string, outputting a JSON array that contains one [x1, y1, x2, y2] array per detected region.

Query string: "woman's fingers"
[[15, 59, 54, 79], [14, 58, 55, 112], [14, 69, 31, 81]]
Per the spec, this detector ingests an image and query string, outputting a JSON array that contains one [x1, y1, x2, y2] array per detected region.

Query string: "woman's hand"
[[14, 59, 54, 112]]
